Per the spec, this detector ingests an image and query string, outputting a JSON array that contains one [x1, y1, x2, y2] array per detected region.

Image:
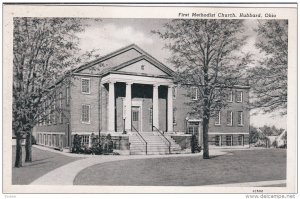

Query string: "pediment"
[[74, 44, 174, 78], [116, 59, 169, 76]]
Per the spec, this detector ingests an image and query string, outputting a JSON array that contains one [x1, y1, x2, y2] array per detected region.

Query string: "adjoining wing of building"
[[33, 44, 250, 155]]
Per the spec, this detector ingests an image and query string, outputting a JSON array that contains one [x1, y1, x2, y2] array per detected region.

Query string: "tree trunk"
[[202, 86, 210, 159], [25, 130, 32, 162], [202, 115, 210, 159], [15, 136, 23, 167]]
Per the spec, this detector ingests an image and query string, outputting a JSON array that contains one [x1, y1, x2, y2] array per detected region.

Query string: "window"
[[173, 108, 176, 124], [48, 134, 51, 146], [81, 135, 89, 146], [59, 135, 64, 147], [172, 86, 177, 99], [45, 134, 47, 145], [226, 135, 232, 146], [66, 86, 70, 105], [48, 101, 52, 125], [52, 103, 56, 124], [237, 111, 243, 126], [141, 65, 145, 70], [149, 108, 153, 124], [59, 92, 63, 123], [81, 104, 90, 123], [187, 122, 200, 134], [238, 135, 244, 146], [191, 87, 198, 100], [43, 102, 46, 125], [215, 111, 221, 126], [228, 90, 233, 102], [227, 111, 233, 126], [52, 135, 55, 146], [236, 91, 243, 103], [43, 134, 46, 145], [215, 135, 221, 146], [81, 78, 90, 94], [132, 111, 139, 121]]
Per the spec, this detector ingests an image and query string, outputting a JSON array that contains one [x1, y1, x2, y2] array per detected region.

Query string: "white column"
[[167, 85, 174, 132], [153, 84, 159, 129], [125, 82, 132, 131], [108, 81, 115, 132]]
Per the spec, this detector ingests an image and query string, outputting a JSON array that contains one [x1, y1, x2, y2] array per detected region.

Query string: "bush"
[[72, 133, 114, 155], [191, 134, 201, 153], [102, 134, 113, 154], [254, 139, 267, 147], [72, 134, 82, 154]]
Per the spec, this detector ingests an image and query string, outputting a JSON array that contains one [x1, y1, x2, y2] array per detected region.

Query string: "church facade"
[[33, 44, 250, 154]]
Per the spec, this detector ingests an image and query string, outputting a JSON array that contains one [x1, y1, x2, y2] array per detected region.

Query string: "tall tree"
[[13, 18, 98, 167], [153, 19, 250, 159], [248, 20, 288, 115]]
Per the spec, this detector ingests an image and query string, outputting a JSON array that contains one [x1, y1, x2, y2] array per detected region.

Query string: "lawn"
[[12, 146, 81, 185], [74, 149, 286, 186]]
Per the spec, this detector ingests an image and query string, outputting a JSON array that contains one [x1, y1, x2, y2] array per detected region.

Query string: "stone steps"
[[129, 132, 182, 155]]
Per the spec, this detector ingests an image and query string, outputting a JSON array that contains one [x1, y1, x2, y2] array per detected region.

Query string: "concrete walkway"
[[30, 147, 228, 185]]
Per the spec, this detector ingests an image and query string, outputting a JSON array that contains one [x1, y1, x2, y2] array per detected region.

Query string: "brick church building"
[[34, 44, 250, 154]]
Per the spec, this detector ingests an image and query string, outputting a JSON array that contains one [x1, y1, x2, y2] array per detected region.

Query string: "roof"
[[73, 44, 175, 77]]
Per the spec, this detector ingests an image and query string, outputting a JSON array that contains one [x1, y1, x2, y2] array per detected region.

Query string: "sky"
[[76, 18, 286, 130]]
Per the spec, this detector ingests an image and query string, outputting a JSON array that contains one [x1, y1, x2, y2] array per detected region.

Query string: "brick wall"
[[174, 85, 250, 134], [173, 86, 193, 133], [209, 88, 250, 134], [70, 75, 100, 133]]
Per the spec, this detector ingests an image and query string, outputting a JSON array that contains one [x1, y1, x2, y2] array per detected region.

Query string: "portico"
[[101, 73, 174, 133]]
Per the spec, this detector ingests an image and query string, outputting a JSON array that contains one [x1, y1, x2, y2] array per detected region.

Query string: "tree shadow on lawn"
[[23, 161, 50, 167], [207, 152, 234, 159], [31, 157, 54, 162]]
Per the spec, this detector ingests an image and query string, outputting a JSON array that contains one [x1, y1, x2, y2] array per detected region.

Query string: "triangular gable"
[[73, 44, 174, 77], [116, 58, 169, 76]]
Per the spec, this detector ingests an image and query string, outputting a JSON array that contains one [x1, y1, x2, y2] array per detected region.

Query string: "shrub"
[[254, 139, 267, 147], [72, 133, 114, 155], [90, 136, 102, 155], [72, 134, 82, 154], [102, 134, 113, 154], [191, 134, 201, 153]]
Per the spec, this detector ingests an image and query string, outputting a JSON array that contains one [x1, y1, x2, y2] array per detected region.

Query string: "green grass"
[[74, 149, 286, 186], [12, 146, 81, 185]]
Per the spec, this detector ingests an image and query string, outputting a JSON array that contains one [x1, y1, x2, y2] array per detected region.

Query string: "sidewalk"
[[30, 146, 228, 185]]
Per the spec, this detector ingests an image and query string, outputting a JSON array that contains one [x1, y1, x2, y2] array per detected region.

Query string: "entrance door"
[[187, 121, 200, 135], [131, 106, 140, 132], [187, 121, 202, 146]]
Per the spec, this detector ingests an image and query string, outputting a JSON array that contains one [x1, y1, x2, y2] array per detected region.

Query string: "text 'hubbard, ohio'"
[[178, 12, 277, 18]]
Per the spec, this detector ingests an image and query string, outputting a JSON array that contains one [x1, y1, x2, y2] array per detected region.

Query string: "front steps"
[[129, 132, 182, 155]]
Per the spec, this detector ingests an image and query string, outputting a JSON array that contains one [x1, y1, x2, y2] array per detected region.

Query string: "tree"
[[153, 19, 251, 159], [13, 18, 99, 167], [259, 125, 285, 136], [248, 20, 288, 115]]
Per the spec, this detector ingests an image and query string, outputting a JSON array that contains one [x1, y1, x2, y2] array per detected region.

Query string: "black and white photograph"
[[2, 3, 297, 195]]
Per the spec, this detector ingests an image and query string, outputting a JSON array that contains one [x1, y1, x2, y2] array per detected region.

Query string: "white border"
[[2, 3, 297, 194]]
